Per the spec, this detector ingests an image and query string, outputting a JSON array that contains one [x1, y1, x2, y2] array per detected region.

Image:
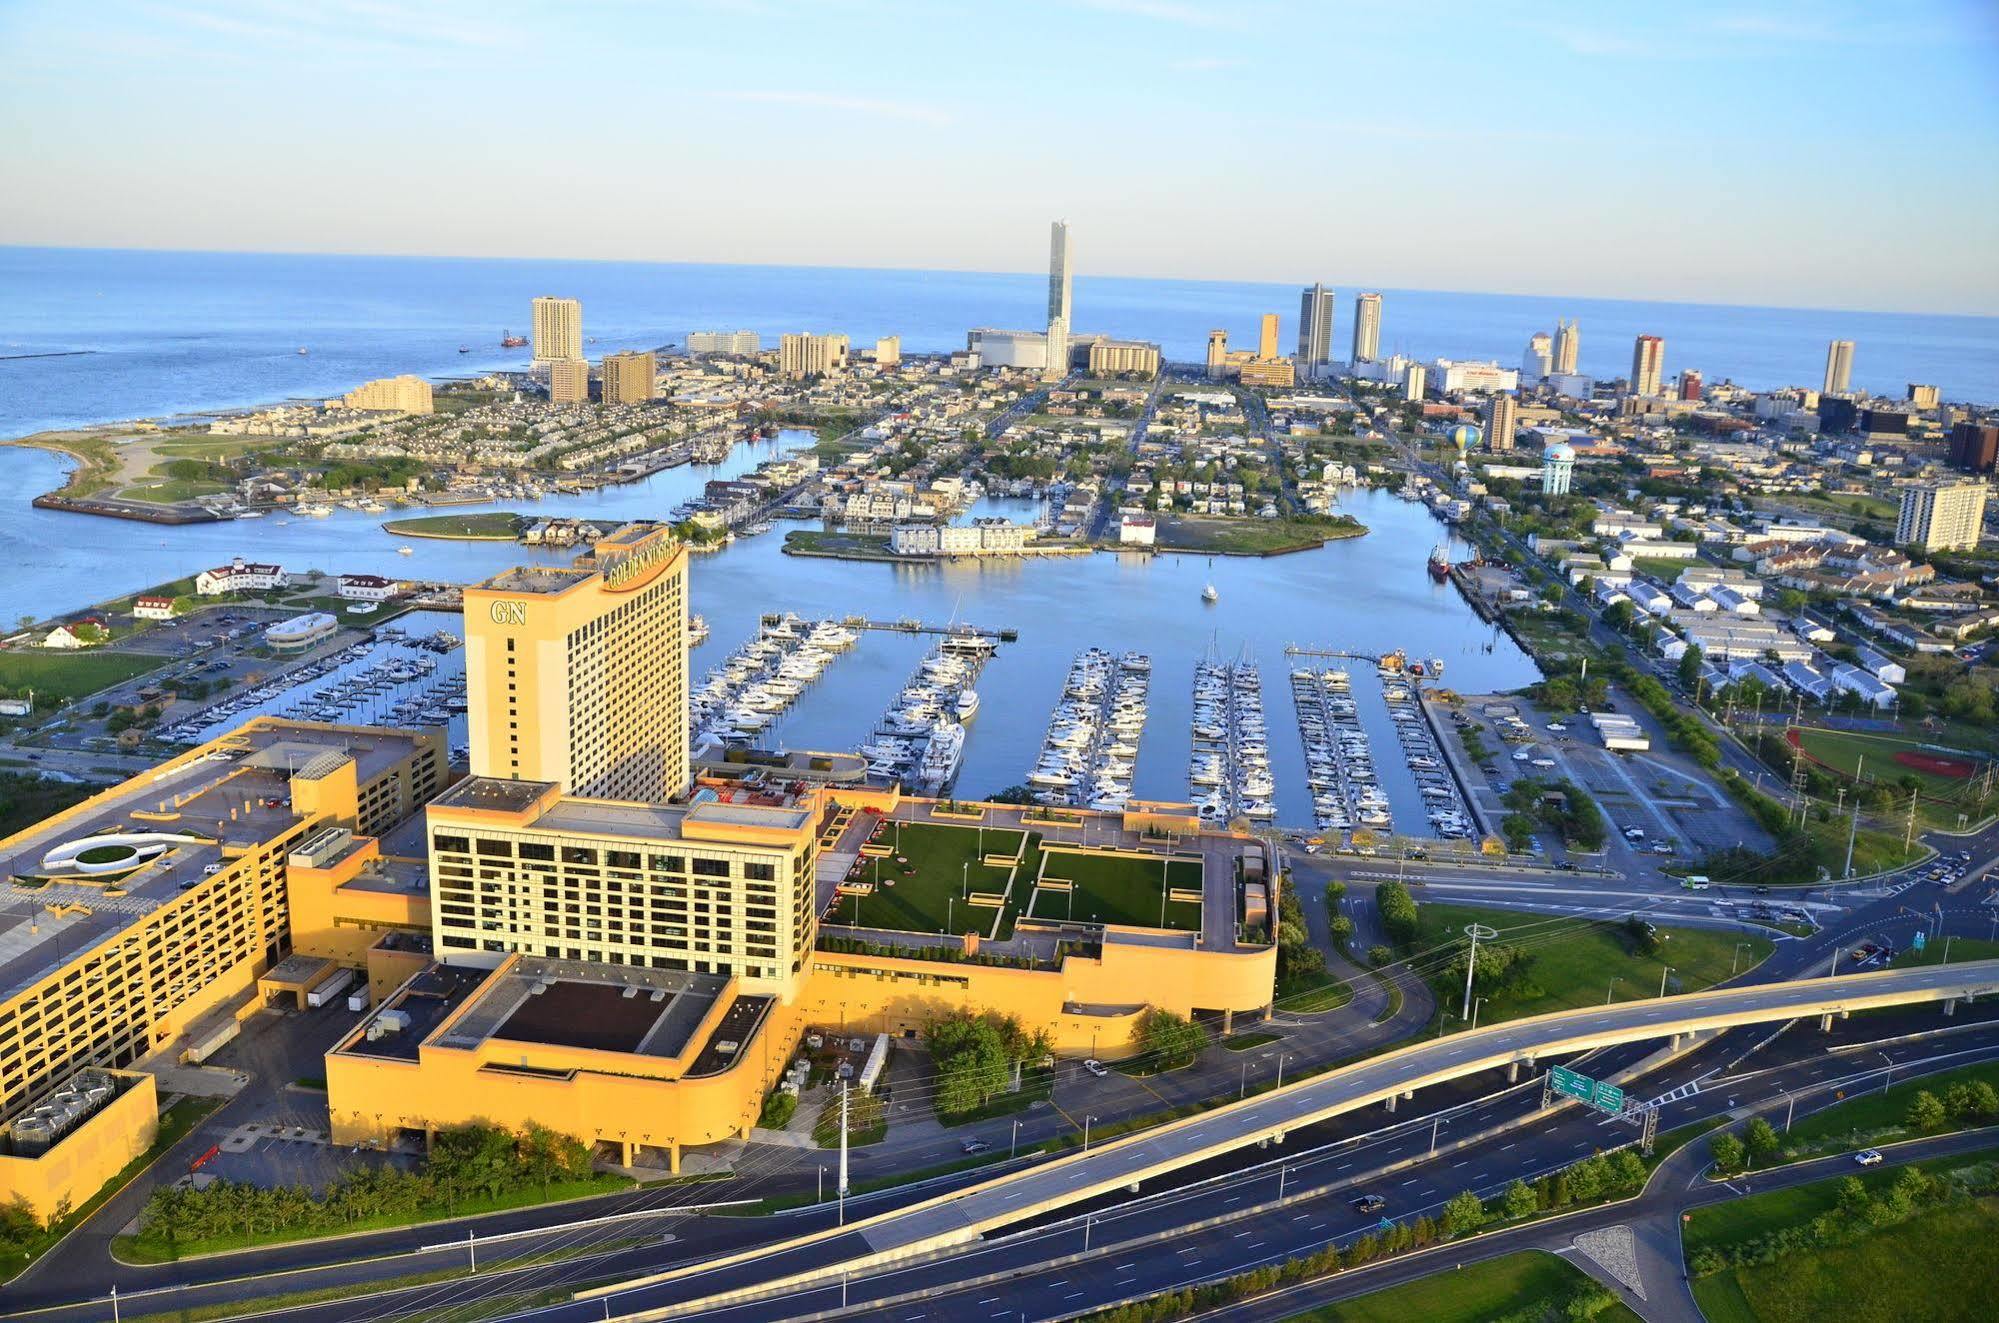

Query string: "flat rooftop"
[[432, 957, 731, 1062], [0, 723, 431, 1002], [339, 964, 482, 1062], [435, 777, 815, 843], [478, 566, 592, 595]]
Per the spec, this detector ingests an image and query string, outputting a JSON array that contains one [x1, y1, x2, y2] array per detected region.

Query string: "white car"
[[1082, 1058, 1109, 1077], [1855, 1149, 1884, 1166], [1547, 723, 1568, 733]]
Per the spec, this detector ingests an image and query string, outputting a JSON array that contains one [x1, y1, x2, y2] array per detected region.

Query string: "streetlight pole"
[[1010, 1118, 1022, 1159], [1083, 1114, 1096, 1152], [1659, 965, 1674, 998], [1277, 1053, 1291, 1088], [1784, 1092, 1796, 1133], [1605, 977, 1620, 1005], [1278, 1163, 1290, 1199], [1731, 941, 1748, 976], [1471, 996, 1486, 1031]]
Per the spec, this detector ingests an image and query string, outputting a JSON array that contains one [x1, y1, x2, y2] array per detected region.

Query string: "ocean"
[[3, 245, 1996, 437]]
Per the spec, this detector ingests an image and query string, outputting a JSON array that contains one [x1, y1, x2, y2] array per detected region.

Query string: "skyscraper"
[[1522, 333, 1553, 383], [1553, 319, 1580, 375], [1631, 335, 1665, 397], [1351, 293, 1382, 364], [1823, 339, 1855, 395], [778, 333, 850, 379], [1258, 313, 1280, 361], [1484, 392, 1518, 453], [1401, 362, 1426, 401], [600, 351, 655, 405], [547, 357, 589, 404], [463, 524, 689, 801], [1947, 421, 1998, 475], [532, 296, 582, 364], [1044, 221, 1072, 382], [1206, 329, 1228, 378], [1297, 283, 1334, 373]]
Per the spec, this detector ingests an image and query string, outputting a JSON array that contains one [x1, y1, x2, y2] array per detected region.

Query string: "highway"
[[581, 958, 1999, 1317]]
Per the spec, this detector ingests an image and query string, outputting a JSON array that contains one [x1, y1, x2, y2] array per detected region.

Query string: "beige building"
[[1823, 339, 1855, 395], [1239, 357, 1295, 388], [1554, 319, 1580, 375], [1206, 330, 1229, 378], [532, 297, 583, 364], [1351, 293, 1382, 364], [340, 375, 433, 414], [601, 351, 656, 406], [548, 358, 590, 404], [463, 524, 690, 802], [1257, 313, 1280, 361], [1896, 481, 1988, 552], [1088, 339, 1161, 376], [1484, 392, 1518, 453], [778, 333, 850, 380], [1631, 335, 1665, 397], [873, 336, 901, 368]]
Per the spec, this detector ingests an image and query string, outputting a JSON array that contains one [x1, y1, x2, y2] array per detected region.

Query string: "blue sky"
[[2, 0, 1995, 314]]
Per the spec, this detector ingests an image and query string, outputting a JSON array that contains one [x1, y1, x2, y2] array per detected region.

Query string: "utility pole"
[[1904, 787, 1918, 851], [1462, 924, 1496, 1022], [838, 1082, 850, 1225], [1844, 754, 1864, 878]]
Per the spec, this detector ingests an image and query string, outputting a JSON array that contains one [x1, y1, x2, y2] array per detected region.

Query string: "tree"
[[1366, 944, 1392, 967], [1610, 1150, 1648, 1192], [1441, 1189, 1485, 1235], [1677, 644, 1704, 691], [1503, 1179, 1540, 1220], [1709, 1133, 1745, 1174], [1743, 1117, 1779, 1165], [1374, 880, 1419, 948], [1329, 914, 1356, 949], [1906, 1089, 1947, 1130], [1138, 1008, 1208, 1068], [928, 1012, 1018, 1116]]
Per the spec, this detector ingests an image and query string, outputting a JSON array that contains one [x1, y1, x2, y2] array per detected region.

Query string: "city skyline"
[[1, 2, 1995, 316]]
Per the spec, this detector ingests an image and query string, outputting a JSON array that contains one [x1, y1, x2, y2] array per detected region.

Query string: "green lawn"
[[828, 822, 1028, 936], [381, 511, 524, 540], [1685, 1157, 1999, 1323], [1288, 1249, 1642, 1323], [1892, 936, 1999, 969], [0, 650, 168, 703], [1223, 1032, 1281, 1052], [120, 478, 229, 504], [1791, 725, 1988, 800], [1150, 514, 1365, 556], [1028, 848, 1202, 930], [1413, 903, 1772, 1025], [1278, 972, 1356, 1013]]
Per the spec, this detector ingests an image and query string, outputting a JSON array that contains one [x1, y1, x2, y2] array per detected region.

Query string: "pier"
[[760, 613, 1017, 644]]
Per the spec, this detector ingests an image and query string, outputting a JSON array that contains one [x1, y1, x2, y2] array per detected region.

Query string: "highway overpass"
[[595, 958, 1999, 1319]]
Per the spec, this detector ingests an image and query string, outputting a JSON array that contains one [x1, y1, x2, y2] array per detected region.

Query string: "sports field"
[[1790, 726, 1987, 798], [827, 822, 1030, 937], [1026, 848, 1203, 931]]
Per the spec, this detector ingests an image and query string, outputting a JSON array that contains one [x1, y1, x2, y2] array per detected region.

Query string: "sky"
[[2, 0, 1996, 316]]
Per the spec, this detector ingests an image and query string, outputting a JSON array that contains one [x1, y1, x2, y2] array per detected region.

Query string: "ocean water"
[[3, 245, 1996, 437]]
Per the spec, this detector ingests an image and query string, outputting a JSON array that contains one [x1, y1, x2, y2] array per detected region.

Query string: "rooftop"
[[477, 566, 592, 595], [431, 957, 732, 1062]]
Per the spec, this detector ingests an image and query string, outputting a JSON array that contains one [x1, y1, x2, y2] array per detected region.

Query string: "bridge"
[[593, 958, 1999, 1319]]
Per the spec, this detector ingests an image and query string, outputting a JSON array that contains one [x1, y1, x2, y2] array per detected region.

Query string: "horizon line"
[[3, 241, 1992, 326]]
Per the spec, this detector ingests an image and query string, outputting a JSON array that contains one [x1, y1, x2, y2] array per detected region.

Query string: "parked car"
[[1082, 1058, 1109, 1078]]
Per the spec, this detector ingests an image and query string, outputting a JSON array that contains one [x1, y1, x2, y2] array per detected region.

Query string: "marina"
[[1189, 658, 1274, 823], [1379, 661, 1476, 840], [1025, 648, 1152, 811], [690, 613, 859, 748], [861, 645, 990, 794], [1288, 663, 1389, 835]]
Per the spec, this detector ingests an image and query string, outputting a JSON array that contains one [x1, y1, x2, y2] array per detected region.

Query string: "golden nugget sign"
[[489, 600, 528, 625]]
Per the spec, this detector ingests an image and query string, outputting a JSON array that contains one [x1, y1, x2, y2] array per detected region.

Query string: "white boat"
[[396, 545, 414, 555], [915, 723, 966, 794], [236, 509, 266, 519], [1201, 583, 1219, 603], [955, 690, 980, 722]]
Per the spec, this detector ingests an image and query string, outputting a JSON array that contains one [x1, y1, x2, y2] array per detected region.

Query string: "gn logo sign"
[[489, 600, 528, 626]]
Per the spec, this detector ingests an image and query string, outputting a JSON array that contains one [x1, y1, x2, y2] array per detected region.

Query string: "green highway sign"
[[1550, 1066, 1625, 1114]]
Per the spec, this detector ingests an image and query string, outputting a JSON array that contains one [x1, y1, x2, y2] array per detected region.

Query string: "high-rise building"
[[1087, 339, 1161, 376], [1908, 383, 1940, 410], [1297, 283, 1334, 372], [463, 524, 690, 802], [1630, 335, 1665, 397], [600, 351, 655, 405], [1895, 481, 1988, 552], [532, 296, 582, 365], [1553, 319, 1580, 375], [1522, 333, 1553, 383], [1206, 329, 1229, 378], [1044, 221, 1073, 383], [340, 374, 433, 414], [1257, 313, 1280, 361], [873, 336, 901, 367], [1238, 357, 1295, 388], [1484, 392, 1518, 453], [1401, 362, 1427, 401], [547, 358, 589, 404], [1542, 442, 1576, 496], [687, 330, 760, 355], [1679, 369, 1704, 402], [1823, 339, 1855, 395], [778, 333, 850, 379], [1351, 293, 1382, 364], [1948, 421, 1998, 474]]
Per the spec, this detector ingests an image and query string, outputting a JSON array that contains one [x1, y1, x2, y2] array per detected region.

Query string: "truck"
[[306, 967, 356, 1008], [1680, 875, 1711, 890]]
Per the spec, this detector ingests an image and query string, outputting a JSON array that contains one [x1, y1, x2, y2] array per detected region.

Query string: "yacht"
[[955, 690, 980, 722], [1201, 583, 1218, 603]]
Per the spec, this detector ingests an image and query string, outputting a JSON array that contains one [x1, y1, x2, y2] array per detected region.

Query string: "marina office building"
[[0, 522, 1275, 1207]]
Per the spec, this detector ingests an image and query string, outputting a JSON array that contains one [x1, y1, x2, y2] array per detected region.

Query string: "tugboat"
[[500, 330, 527, 348], [1427, 544, 1452, 581]]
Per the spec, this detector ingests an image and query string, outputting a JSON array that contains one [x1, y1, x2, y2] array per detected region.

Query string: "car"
[[1547, 723, 1568, 733], [1082, 1058, 1109, 1077], [961, 1139, 991, 1154], [202, 863, 223, 875], [1558, 861, 1579, 871], [1755, 885, 1772, 894], [1351, 1194, 1387, 1213], [1855, 1149, 1884, 1166]]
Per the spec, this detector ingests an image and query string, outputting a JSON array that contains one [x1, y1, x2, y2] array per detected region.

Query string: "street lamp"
[[1010, 1118, 1022, 1159], [1083, 1113, 1097, 1152], [1658, 965, 1674, 998], [1605, 977, 1622, 1005], [1731, 942, 1749, 976], [1470, 996, 1487, 1031]]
